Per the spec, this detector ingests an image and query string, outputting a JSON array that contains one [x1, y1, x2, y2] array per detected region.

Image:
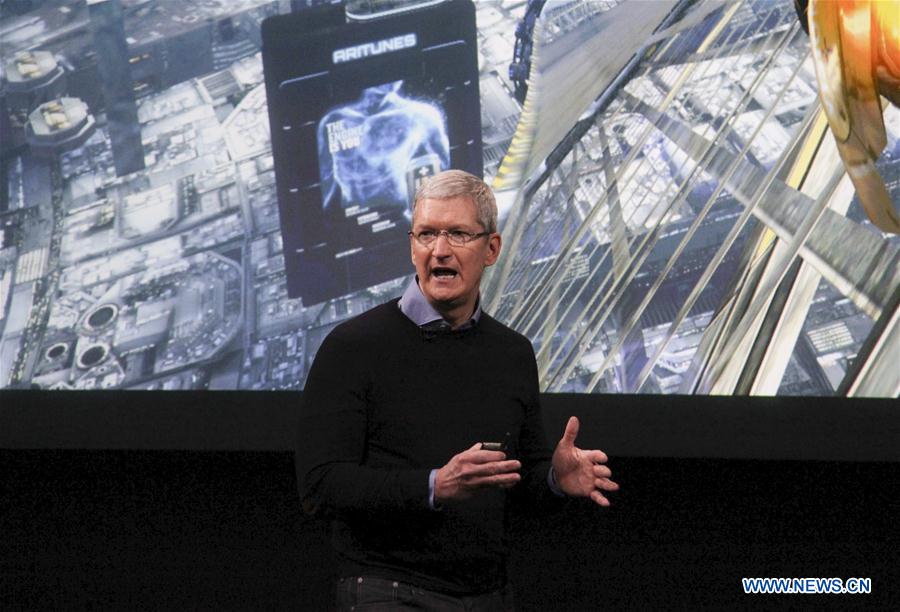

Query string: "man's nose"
[[432, 232, 453, 256]]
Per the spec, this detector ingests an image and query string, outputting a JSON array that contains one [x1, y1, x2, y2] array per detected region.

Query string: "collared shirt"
[[397, 275, 481, 331], [396, 277, 563, 509]]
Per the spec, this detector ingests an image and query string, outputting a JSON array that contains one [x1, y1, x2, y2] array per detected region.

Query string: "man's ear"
[[484, 233, 501, 267]]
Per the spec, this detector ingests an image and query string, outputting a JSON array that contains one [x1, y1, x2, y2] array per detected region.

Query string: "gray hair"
[[412, 169, 498, 233]]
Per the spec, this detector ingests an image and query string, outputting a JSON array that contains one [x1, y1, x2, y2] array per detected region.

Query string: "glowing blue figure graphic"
[[317, 80, 450, 216]]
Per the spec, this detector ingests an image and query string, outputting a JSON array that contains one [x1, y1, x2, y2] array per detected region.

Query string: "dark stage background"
[[3, 392, 899, 610]]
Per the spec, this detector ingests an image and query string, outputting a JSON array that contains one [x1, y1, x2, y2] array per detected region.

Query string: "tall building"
[[3, 50, 66, 113], [87, 0, 144, 177], [1, 50, 67, 152], [25, 97, 96, 158]]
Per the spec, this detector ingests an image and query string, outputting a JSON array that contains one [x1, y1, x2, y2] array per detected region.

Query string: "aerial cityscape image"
[[0, 0, 897, 395]]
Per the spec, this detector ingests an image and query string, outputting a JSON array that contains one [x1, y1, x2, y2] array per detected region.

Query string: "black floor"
[[3, 451, 898, 610]]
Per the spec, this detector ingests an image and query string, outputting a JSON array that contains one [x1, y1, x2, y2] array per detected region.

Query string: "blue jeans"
[[336, 575, 515, 611]]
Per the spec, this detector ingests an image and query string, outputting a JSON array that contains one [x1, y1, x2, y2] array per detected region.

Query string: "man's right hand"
[[434, 443, 521, 503]]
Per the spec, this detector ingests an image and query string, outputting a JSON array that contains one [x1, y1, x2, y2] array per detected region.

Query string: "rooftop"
[[28, 97, 89, 137], [4, 50, 61, 86]]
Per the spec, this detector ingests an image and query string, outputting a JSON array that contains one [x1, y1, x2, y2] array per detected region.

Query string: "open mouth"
[[431, 267, 458, 279]]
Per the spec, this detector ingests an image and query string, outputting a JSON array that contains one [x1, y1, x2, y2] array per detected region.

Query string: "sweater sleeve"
[[511, 339, 569, 512], [295, 325, 432, 516]]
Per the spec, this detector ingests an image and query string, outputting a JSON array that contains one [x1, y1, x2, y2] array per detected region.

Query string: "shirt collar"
[[398, 276, 481, 330]]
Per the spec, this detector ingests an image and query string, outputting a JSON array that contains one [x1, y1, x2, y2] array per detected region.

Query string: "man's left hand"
[[551, 416, 619, 506]]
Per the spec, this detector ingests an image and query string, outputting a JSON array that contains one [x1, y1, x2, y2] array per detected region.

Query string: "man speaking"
[[296, 170, 618, 609]]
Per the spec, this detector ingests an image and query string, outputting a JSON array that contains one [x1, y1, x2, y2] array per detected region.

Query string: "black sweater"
[[296, 299, 559, 595]]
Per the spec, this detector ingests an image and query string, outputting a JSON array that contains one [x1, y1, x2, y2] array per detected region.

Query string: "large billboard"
[[0, 0, 896, 395]]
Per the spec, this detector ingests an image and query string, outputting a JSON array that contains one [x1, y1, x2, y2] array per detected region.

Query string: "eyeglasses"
[[408, 229, 491, 247]]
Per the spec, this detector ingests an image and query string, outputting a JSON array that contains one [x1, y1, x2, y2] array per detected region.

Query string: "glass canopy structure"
[[484, 0, 899, 396]]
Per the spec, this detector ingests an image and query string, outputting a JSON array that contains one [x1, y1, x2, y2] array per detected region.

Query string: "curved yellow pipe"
[[808, 0, 900, 233]]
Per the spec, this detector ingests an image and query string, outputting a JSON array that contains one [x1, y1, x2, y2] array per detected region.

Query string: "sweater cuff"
[[428, 469, 443, 510], [391, 467, 433, 511], [547, 466, 566, 497]]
